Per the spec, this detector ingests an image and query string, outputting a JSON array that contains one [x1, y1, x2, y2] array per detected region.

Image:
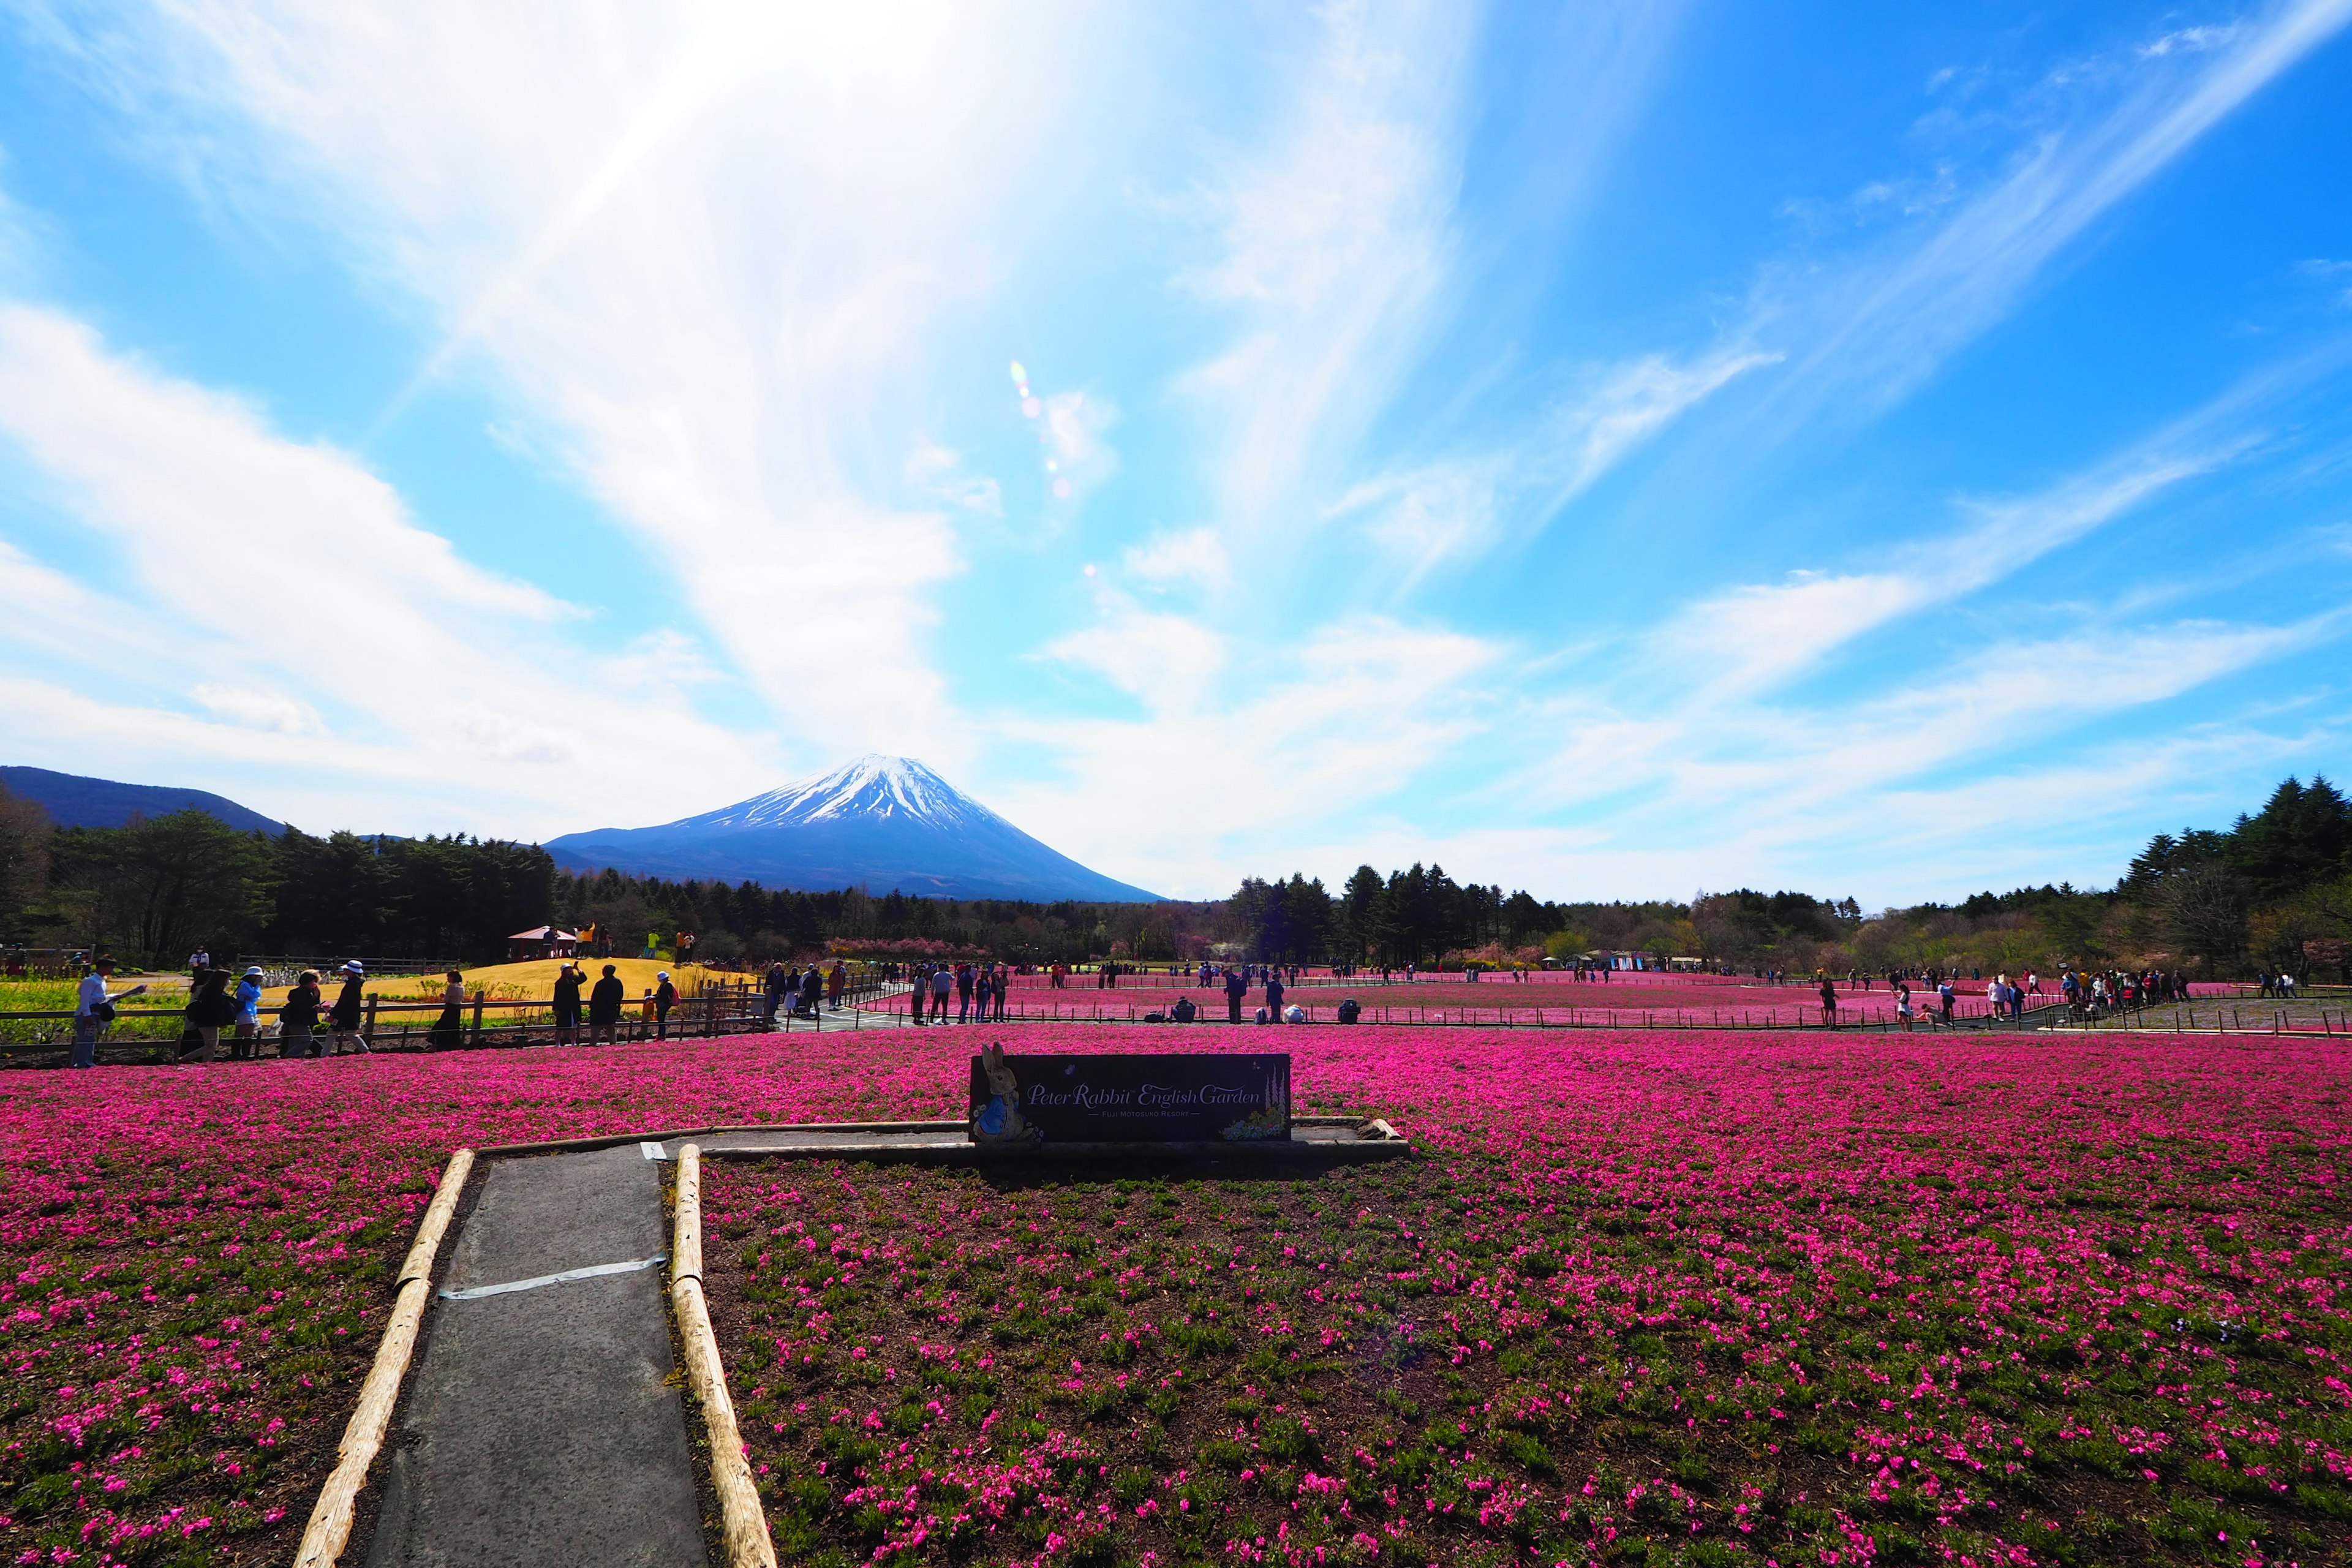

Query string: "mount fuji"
[[543, 755, 1162, 902]]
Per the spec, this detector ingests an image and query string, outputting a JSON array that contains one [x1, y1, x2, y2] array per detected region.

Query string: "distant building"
[[507, 925, 580, 962]]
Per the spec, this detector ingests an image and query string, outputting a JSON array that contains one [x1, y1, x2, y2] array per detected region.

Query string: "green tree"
[[0, 782, 51, 940]]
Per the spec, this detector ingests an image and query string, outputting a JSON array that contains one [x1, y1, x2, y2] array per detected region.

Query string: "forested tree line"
[[1230, 778, 2352, 979], [0, 793, 554, 963], [2, 775, 2344, 976]]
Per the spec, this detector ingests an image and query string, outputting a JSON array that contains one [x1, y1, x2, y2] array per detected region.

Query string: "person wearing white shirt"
[[72, 956, 146, 1069]]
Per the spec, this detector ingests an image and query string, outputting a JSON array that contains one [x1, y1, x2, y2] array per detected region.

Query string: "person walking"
[[181, 967, 234, 1063], [279, 970, 324, 1060], [232, 965, 264, 1058], [327, 962, 371, 1055], [956, 963, 974, 1022], [429, 970, 467, 1052], [552, 962, 584, 1046], [589, 963, 625, 1045], [654, 970, 679, 1040], [930, 963, 953, 1022], [797, 963, 822, 1021]]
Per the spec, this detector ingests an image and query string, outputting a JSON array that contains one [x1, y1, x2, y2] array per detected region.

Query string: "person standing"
[[279, 970, 324, 1060], [763, 961, 790, 1027], [429, 970, 467, 1052], [910, 963, 929, 1026], [654, 970, 678, 1040], [589, 963, 625, 1045], [233, 966, 265, 1059], [552, 962, 584, 1046], [992, 963, 1009, 1021], [182, 967, 234, 1063], [930, 963, 953, 1022], [956, 963, 974, 1022], [826, 962, 846, 1011], [1265, 968, 1285, 1022], [1896, 981, 1915, 1031], [1224, 965, 1247, 1024], [1817, 976, 1838, 1029], [70, 956, 145, 1069], [798, 963, 822, 1021], [328, 962, 371, 1055]]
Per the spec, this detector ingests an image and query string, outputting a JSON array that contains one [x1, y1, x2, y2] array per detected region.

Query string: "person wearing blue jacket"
[[232, 967, 265, 1059]]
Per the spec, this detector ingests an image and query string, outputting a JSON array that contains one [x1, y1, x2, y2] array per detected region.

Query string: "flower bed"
[[7, 1027, 2348, 1566], [0, 1033, 969, 1566], [700, 1026, 2352, 1567]]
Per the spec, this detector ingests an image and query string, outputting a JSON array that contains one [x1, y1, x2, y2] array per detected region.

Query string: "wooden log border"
[[290, 1115, 1408, 1565], [669, 1143, 779, 1568], [293, 1146, 475, 1568]]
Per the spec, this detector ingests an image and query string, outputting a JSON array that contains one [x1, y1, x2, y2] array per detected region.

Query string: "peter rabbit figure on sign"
[[971, 1042, 1037, 1146]]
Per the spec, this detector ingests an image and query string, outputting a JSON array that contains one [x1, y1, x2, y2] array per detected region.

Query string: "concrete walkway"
[[361, 1117, 1406, 1564], [365, 1145, 707, 1568]]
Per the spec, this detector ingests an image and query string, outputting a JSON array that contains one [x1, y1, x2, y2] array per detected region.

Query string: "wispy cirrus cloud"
[[1752, 0, 2352, 423]]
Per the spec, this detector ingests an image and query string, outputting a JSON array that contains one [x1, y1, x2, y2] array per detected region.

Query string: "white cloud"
[[66, 0, 1133, 756], [1174, 0, 1477, 533], [190, 683, 323, 735], [1760, 0, 2352, 420], [1043, 594, 1227, 705], [0, 301, 784, 835], [1039, 390, 1118, 503], [1122, 527, 1232, 594], [904, 442, 1003, 518]]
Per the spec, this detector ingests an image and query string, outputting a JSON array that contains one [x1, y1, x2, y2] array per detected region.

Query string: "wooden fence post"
[[470, 989, 485, 1047]]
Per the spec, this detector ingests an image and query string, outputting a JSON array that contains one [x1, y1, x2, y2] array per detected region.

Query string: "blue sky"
[[1, 1, 2348, 903]]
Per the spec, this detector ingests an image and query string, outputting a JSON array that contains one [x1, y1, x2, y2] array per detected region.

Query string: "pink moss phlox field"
[[0, 1037, 971, 1566], [3, 1025, 2348, 1566], [698, 1025, 2352, 1567]]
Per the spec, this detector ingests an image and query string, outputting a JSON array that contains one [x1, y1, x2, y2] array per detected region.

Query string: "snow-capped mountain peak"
[[546, 755, 1162, 902], [688, 755, 1005, 832]]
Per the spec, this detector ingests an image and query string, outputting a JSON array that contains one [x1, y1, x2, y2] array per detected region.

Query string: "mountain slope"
[[545, 755, 1161, 902], [0, 765, 288, 834]]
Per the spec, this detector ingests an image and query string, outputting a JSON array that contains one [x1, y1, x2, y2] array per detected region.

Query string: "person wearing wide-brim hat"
[[232, 967, 266, 1058], [328, 960, 372, 1056]]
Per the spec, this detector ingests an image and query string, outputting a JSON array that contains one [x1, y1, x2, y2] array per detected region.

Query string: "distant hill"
[[0, 766, 288, 835], [546, 754, 1161, 902]]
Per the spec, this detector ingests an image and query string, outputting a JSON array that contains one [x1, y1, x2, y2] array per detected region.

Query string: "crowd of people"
[[907, 961, 1012, 1023], [762, 960, 850, 1023]]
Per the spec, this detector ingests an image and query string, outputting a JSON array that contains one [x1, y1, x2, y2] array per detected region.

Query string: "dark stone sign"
[[969, 1046, 1291, 1146]]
